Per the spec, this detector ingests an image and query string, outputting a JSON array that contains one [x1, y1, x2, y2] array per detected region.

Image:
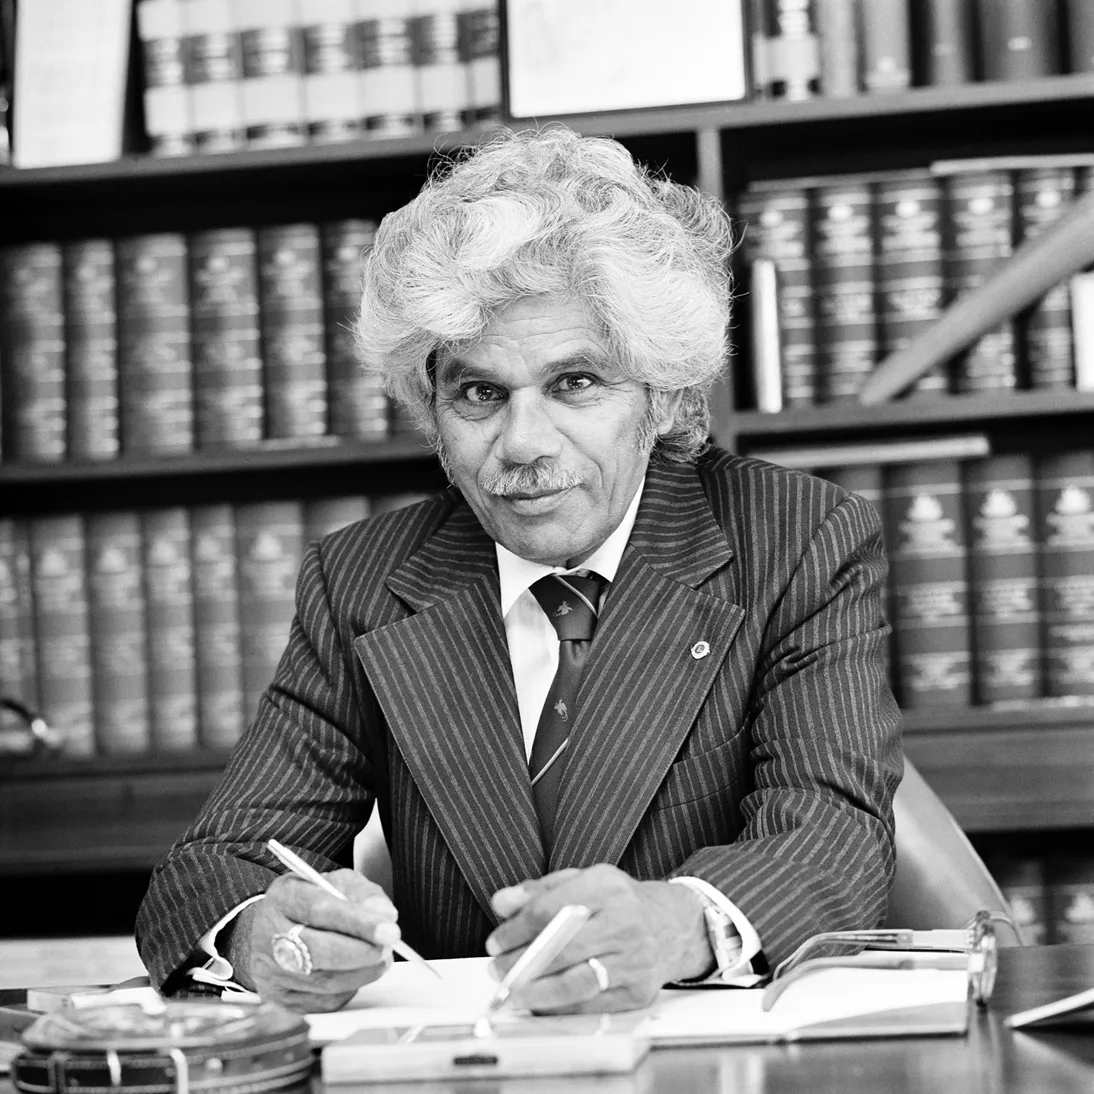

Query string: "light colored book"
[[1070, 270, 1094, 392]]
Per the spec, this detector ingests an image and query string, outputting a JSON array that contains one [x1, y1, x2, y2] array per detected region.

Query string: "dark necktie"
[[528, 571, 607, 849]]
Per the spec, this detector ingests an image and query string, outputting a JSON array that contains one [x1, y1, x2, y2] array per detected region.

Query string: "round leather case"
[[11, 1000, 313, 1094]]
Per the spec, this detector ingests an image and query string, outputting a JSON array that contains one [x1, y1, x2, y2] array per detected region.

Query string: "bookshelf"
[[2, 74, 1094, 882]]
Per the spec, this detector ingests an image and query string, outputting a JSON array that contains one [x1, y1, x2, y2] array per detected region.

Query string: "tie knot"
[[530, 572, 606, 642]]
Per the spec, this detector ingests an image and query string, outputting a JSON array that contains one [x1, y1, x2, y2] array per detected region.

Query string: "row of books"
[[751, 0, 1094, 101], [0, 492, 428, 759], [989, 851, 1094, 947], [0, 221, 417, 466], [137, 0, 500, 156], [740, 157, 1094, 410], [815, 449, 1094, 710]]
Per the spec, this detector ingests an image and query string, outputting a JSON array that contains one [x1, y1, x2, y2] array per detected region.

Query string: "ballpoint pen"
[[266, 837, 443, 981]]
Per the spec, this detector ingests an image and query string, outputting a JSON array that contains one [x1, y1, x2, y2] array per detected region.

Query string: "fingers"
[[269, 870, 401, 948], [490, 868, 584, 919]]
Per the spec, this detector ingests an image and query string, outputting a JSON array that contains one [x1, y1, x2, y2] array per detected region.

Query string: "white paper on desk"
[[306, 957, 969, 1046]]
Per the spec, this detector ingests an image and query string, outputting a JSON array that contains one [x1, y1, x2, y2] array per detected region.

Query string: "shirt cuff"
[[187, 893, 266, 991], [668, 876, 768, 987]]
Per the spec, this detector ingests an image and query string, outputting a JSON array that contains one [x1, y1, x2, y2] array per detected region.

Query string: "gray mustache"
[[481, 463, 583, 497]]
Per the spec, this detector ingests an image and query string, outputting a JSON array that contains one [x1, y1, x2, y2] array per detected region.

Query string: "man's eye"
[[556, 374, 595, 394], [461, 383, 504, 403]]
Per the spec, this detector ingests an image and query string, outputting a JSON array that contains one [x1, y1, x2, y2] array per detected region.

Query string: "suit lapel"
[[353, 501, 544, 921], [551, 460, 745, 870]]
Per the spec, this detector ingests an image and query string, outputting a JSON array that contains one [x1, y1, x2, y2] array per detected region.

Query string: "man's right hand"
[[228, 870, 401, 1012]]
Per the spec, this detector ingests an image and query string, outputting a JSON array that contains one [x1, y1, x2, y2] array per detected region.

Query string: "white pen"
[[266, 837, 443, 981]]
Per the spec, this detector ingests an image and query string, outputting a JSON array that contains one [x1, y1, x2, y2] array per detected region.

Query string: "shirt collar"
[[496, 480, 645, 618]]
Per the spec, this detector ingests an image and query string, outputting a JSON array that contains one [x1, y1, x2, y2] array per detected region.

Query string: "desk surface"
[[3, 944, 1093, 1094]]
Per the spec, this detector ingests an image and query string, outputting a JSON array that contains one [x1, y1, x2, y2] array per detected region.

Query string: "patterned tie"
[[528, 571, 607, 849]]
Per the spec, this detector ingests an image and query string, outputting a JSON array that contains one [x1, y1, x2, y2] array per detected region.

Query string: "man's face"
[[434, 295, 678, 567]]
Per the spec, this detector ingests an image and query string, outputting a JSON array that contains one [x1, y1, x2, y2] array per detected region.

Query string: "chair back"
[[887, 755, 1021, 944]]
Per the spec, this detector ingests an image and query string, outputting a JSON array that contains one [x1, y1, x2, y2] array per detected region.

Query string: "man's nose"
[[495, 392, 563, 464]]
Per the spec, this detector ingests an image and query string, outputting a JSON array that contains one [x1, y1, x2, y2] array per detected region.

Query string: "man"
[[136, 127, 902, 1015]]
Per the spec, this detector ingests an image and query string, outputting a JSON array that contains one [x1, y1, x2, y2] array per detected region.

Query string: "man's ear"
[[650, 389, 685, 436]]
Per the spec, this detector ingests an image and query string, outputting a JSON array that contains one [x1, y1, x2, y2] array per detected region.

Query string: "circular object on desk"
[[271, 922, 314, 976], [12, 999, 313, 1094]]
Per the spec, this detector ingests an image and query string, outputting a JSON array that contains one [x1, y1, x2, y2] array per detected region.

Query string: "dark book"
[[188, 227, 264, 448], [941, 168, 1018, 393], [459, 4, 501, 124], [304, 495, 371, 544], [1046, 855, 1094, 945], [85, 511, 151, 754], [915, 0, 975, 86], [115, 234, 195, 455], [191, 504, 245, 751], [29, 514, 95, 757], [0, 243, 66, 463], [738, 182, 818, 408], [142, 507, 199, 751], [964, 454, 1041, 704], [237, 0, 306, 149], [257, 224, 328, 440], [1035, 450, 1094, 697], [136, 0, 193, 156], [977, 0, 1061, 81], [63, 239, 119, 461], [875, 170, 948, 397], [0, 518, 38, 709], [860, 0, 912, 92], [1066, 0, 1094, 73], [302, 1, 362, 143], [185, 0, 245, 153], [882, 459, 973, 708], [812, 178, 877, 403], [1016, 166, 1077, 390], [985, 853, 1049, 945], [320, 219, 389, 441], [416, 2, 468, 133], [235, 500, 305, 722], [358, 7, 420, 137], [815, 0, 859, 97]]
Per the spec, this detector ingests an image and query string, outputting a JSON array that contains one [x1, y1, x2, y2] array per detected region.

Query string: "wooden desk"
[[3, 945, 1093, 1094]]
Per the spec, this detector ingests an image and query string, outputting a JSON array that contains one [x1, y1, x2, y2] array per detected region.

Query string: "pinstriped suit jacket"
[[136, 447, 903, 991]]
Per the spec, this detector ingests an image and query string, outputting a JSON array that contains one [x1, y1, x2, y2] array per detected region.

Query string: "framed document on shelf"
[[502, 0, 747, 118]]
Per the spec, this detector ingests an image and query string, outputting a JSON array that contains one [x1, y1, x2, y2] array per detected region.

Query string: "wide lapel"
[[550, 460, 746, 869], [353, 500, 544, 920]]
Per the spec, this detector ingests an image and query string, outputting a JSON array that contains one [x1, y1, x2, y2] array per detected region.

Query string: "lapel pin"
[[691, 641, 710, 660]]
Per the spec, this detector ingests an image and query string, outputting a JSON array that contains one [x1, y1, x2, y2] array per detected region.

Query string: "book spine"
[[415, 0, 467, 133], [142, 506, 199, 750], [1046, 855, 1094, 944], [875, 171, 948, 396], [986, 853, 1049, 945], [1035, 450, 1094, 697], [765, 0, 820, 101], [191, 503, 245, 750], [1067, 0, 1094, 73], [320, 219, 390, 440], [184, 0, 246, 152], [860, 0, 912, 92], [943, 169, 1018, 393], [236, 500, 305, 721], [916, 0, 975, 86], [1070, 270, 1094, 393], [883, 459, 973, 708], [977, 0, 1061, 81], [748, 258, 783, 413], [85, 511, 151, 754], [814, 0, 859, 97], [257, 223, 328, 440], [812, 179, 878, 403], [1016, 165, 1077, 390], [63, 239, 120, 461], [236, 0, 306, 148], [188, 227, 264, 448], [304, 495, 371, 544], [964, 454, 1042, 704], [738, 185, 817, 407], [0, 517, 38, 709], [29, 514, 95, 756], [358, 1, 421, 138], [115, 233, 195, 455], [458, 3, 501, 125], [0, 242, 66, 462], [136, 0, 194, 156], [302, 0, 362, 143]]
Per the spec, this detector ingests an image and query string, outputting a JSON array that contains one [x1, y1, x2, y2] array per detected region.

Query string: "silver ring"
[[587, 957, 610, 993], [272, 922, 314, 976]]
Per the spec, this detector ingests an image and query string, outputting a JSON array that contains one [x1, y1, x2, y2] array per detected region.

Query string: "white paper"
[[506, 0, 746, 117]]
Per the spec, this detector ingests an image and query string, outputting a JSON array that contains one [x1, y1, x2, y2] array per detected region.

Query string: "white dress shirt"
[[193, 483, 764, 988]]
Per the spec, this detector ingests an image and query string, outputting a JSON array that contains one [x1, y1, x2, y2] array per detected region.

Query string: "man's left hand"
[[485, 864, 713, 1013]]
